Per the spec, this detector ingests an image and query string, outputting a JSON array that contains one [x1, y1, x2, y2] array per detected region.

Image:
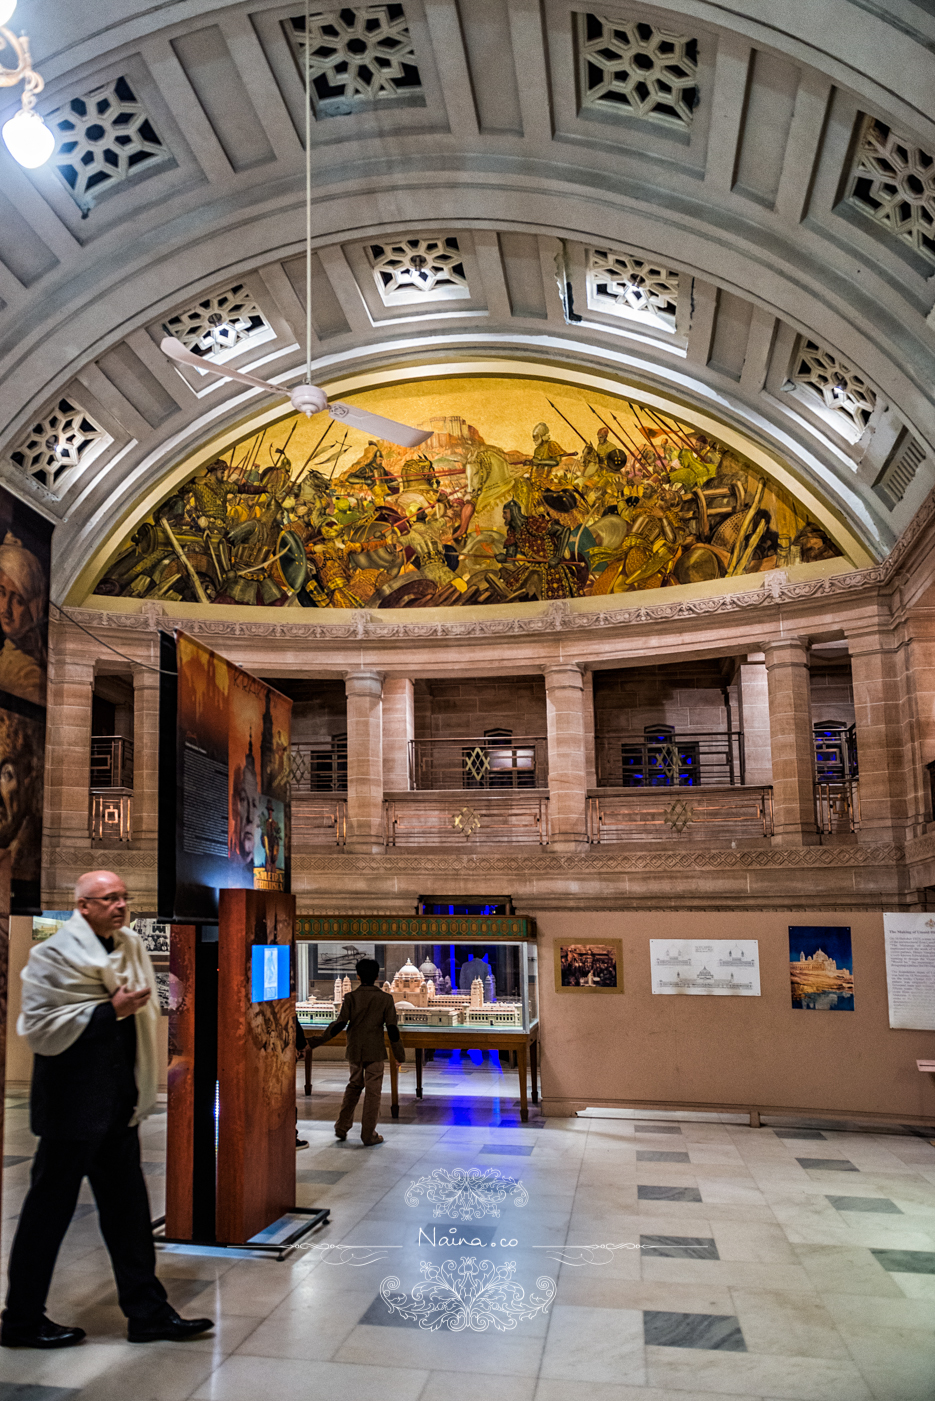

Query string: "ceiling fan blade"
[[327, 401, 432, 449], [159, 337, 283, 395]]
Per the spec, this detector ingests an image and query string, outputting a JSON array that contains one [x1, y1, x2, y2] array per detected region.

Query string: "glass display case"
[[296, 938, 538, 1035]]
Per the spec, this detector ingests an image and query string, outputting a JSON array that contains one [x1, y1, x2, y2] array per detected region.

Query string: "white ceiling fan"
[[160, 0, 431, 452], [159, 335, 431, 448]]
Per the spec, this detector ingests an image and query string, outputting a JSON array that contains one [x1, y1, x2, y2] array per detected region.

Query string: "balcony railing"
[[596, 728, 745, 787], [409, 736, 548, 791], [290, 741, 347, 792], [384, 790, 550, 846], [291, 793, 347, 845], [815, 779, 860, 835], [90, 792, 132, 842], [90, 735, 134, 790], [588, 786, 773, 843]]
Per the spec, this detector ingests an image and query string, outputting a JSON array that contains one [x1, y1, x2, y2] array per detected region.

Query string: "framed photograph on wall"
[[554, 939, 623, 993]]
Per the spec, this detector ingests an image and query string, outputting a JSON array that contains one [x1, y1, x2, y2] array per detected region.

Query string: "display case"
[[296, 934, 538, 1036]]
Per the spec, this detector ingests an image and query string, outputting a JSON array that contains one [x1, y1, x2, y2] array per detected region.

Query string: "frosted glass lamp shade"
[[0, 1, 17, 27], [2, 108, 55, 168]]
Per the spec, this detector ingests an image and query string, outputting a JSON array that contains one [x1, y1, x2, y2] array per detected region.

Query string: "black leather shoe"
[[1, 1318, 86, 1348], [127, 1309, 214, 1343], [296, 1136, 308, 1149]]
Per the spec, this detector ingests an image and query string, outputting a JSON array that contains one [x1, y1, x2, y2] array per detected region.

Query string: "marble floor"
[[1, 1052, 934, 1401]]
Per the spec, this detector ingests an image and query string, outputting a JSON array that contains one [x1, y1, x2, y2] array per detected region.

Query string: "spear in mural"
[[627, 406, 669, 473], [645, 405, 697, 453], [327, 430, 350, 482], [162, 517, 210, 604], [587, 403, 637, 457], [545, 398, 590, 449], [608, 409, 663, 475], [271, 419, 299, 467], [292, 424, 334, 485]]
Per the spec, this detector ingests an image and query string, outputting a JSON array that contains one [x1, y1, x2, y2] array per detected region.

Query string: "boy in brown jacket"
[[317, 958, 405, 1146]]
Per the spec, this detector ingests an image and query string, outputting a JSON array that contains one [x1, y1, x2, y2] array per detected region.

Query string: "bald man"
[[1, 872, 214, 1349]]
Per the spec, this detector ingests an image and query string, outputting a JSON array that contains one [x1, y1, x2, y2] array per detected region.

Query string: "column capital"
[[344, 669, 384, 699], [846, 626, 898, 658], [762, 638, 809, 669], [543, 663, 584, 692], [48, 658, 96, 688], [131, 661, 162, 689]]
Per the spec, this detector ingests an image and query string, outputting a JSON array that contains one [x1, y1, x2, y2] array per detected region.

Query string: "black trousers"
[[4, 1123, 168, 1327]]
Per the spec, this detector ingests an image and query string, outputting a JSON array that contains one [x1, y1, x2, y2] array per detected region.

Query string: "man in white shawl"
[[1, 871, 214, 1349]]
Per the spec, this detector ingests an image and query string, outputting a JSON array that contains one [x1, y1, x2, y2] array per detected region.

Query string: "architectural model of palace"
[[297, 959, 522, 1028]]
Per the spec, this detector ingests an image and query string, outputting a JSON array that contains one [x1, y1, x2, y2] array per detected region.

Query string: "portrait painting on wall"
[[789, 926, 854, 1011], [555, 939, 623, 993], [91, 375, 849, 614], [0, 484, 52, 914]]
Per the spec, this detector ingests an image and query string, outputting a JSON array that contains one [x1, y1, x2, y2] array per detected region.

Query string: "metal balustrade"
[[384, 791, 550, 846], [596, 727, 745, 787], [90, 735, 134, 789], [588, 786, 773, 843], [89, 736, 134, 841], [291, 793, 347, 845], [815, 779, 860, 835], [90, 792, 132, 842], [409, 736, 548, 791], [289, 740, 348, 792]]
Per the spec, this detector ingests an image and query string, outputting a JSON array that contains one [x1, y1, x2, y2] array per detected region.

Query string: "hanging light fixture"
[[1, 0, 54, 168]]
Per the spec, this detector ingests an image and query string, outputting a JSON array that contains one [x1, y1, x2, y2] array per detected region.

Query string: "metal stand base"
[[153, 1207, 330, 1262]]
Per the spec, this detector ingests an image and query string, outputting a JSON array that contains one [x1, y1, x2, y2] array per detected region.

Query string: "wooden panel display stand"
[[164, 891, 328, 1251]]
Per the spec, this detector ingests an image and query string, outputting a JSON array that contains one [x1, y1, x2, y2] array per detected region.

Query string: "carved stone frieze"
[[65, 560, 900, 646], [291, 844, 904, 873]]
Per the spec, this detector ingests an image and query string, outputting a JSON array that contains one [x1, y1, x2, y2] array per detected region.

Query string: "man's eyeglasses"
[[83, 893, 128, 906]]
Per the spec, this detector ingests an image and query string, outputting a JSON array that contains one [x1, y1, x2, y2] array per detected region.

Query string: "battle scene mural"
[[92, 376, 846, 610]]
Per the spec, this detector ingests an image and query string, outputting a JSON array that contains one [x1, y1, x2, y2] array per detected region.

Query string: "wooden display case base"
[[304, 1028, 540, 1122]]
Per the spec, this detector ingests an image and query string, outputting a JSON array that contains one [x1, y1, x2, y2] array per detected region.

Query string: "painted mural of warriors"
[[529, 422, 575, 487], [496, 499, 580, 601]]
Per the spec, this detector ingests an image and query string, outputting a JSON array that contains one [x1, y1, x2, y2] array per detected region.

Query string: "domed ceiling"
[[85, 372, 851, 611]]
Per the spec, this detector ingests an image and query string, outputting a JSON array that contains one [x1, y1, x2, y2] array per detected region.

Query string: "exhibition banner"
[[883, 914, 935, 1030], [649, 940, 760, 995], [0, 484, 52, 914], [158, 631, 291, 920]]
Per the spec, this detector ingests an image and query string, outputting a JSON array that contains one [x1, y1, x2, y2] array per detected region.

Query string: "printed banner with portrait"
[[0, 485, 52, 913], [159, 631, 291, 921]]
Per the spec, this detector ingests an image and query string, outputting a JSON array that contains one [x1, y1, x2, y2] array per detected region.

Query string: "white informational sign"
[[650, 940, 761, 996], [883, 914, 935, 1030]]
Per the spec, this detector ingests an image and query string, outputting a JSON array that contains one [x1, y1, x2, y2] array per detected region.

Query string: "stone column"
[[44, 656, 95, 852], [382, 678, 414, 793], [737, 654, 772, 786], [848, 626, 908, 844], [345, 670, 385, 850], [132, 663, 161, 850], [544, 664, 589, 848], [582, 669, 597, 789], [763, 639, 817, 845]]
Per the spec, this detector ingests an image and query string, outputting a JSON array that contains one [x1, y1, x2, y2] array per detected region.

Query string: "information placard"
[[650, 940, 760, 996], [883, 914, 935, 1030]]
